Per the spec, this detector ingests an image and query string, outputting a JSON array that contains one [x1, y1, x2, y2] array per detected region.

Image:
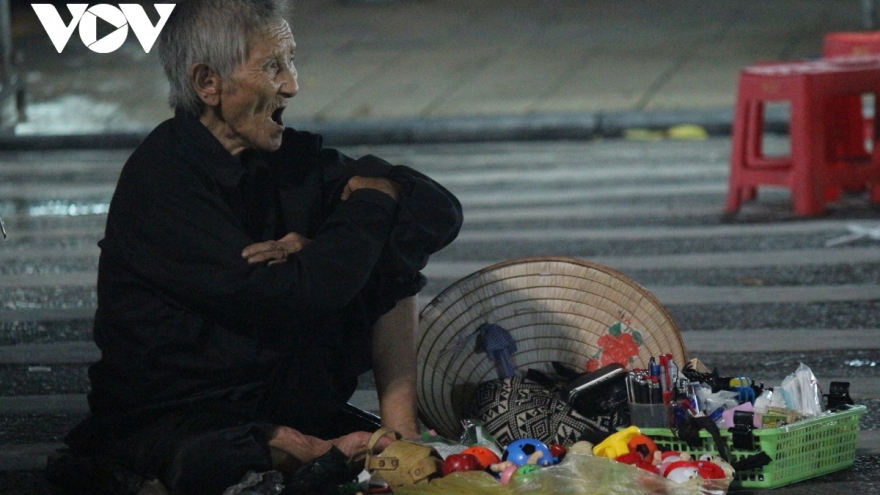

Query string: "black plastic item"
[[676, 416, 731, 463], [559, 363, 629, 418], [226, 471, 285, 495], [729, 410, 756, 451], [731, 451, 772, 473], [280, 446, 359, 495], [824, 381, 855, 411]]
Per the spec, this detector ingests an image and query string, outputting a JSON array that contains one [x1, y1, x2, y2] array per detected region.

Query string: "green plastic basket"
[[640, 405, 866, 489]]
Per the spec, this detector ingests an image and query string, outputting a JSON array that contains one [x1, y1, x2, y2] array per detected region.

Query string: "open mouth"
[[271, 106, 285, 127]]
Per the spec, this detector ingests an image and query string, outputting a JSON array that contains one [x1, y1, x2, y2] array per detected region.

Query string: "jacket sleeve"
[[319, 151, 464, 276]]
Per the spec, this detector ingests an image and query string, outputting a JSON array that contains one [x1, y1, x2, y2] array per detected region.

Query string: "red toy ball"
[[695, 460, 727, 480], [548, 443, 567, 461], [442, 453, 481, 476], [460, 446, 501, 469]]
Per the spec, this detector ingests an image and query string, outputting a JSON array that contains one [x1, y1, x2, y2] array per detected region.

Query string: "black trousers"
[[55, 404, 381, 495]]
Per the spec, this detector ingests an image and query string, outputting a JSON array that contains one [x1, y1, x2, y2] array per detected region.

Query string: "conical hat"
[[417, 256, 686, 439]]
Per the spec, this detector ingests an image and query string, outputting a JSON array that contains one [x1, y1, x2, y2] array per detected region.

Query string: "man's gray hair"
[[158, 0, 291, 116]]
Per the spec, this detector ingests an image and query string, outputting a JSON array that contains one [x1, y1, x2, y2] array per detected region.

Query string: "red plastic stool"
[[822, 32, 880, 160], [824, 31, 880, 56], [725, 57, 880, 216]]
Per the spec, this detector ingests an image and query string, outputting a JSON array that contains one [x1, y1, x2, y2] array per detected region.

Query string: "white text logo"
[[31, 4, 175, 54]]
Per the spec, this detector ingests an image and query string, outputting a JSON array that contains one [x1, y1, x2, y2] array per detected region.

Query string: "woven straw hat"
[[417, 256, 687, 440]]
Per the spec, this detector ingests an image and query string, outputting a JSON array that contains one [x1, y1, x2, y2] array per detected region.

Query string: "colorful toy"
[[501, 439, 553, 467], [694, 460, 727, 480], [614, 452, 659, 474], [592, 425, 641, 459], [441, 453, 481, 476], [498, 464, 518, 485], [626, 434, 658, 460], [514, 464, 540, 477], [460, 446, 501, 470], [567, 440, 594, 456], [663, 461, 700, 483], [547, 443, 567, 463], [699, 454, 735, 479], [660, 458, 728, 484]]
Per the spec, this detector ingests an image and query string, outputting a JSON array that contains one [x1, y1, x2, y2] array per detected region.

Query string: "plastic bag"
[[222, 471, 284, 495], [395, 454, 730, 495], [459, 419, 503, 458], [393, 471, 511, 495], [777, 363, 823, 417], [405, 431, 468, 460]]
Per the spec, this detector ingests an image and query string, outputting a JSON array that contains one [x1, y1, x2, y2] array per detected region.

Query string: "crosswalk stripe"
[[0, 342, 100, 364], [0, 394, 88, 415], [463, 204, 721, 222], [651, 284, 880, 305], [0, 184, 116, 199], [419, 284, 880, 308], [0, 307, 95, 323], [427, 163, 727, 186], [359, 140, 733, 170], [425, 247, 880, 276], [453, 219, 874, 242], [0, 274, 97, 288], [0, 247, 100, 260], [682, 328, 880, 352], [452, 182, 729, 206]]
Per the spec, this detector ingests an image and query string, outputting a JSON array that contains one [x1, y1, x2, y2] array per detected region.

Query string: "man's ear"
[[191, 63, 222, 107]]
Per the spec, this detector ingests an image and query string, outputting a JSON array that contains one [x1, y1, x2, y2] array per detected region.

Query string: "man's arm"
[[371, 295, 420, 439], [241, 176, 399, 265]]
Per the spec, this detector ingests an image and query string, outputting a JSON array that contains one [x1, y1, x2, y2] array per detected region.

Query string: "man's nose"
[[279, 65, 298, 98]]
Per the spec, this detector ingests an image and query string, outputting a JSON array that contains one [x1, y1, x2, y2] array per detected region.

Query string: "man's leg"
[[67, 411, 276, 495], [371, 295, 420, 438]]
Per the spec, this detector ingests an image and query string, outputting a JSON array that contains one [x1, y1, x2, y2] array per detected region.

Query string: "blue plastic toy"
[[501, 439, 553, 467]]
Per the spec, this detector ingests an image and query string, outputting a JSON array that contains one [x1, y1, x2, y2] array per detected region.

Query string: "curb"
[[0, 107, 790, 150]]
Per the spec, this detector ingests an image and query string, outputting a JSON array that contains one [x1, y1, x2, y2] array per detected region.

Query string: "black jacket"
[[81, 111, 462, 439]]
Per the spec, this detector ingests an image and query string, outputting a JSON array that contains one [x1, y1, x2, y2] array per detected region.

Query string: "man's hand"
[[341, 176, 401, 201], [269, 426, 394, 468], [242, 232, 311, 265], [330, 430, 394, 465]]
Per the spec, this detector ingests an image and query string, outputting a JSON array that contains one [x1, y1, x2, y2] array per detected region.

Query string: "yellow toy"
[[592, 426, 641, 459]]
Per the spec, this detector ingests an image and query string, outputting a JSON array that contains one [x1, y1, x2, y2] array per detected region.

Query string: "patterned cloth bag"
[[466, 375, 627, 447]]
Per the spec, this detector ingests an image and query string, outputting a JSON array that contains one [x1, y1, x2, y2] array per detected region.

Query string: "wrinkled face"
[[218, 21, 298, 155]]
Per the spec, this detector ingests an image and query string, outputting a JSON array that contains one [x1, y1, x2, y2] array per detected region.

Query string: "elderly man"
[[51, 0, 462, 493]]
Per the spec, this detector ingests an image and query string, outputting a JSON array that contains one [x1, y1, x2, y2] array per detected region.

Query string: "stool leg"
[[870, 182, 880, 202], [743, 100, 763, 202], [726, 93, 752, 214], [825, 95, 867, 160], [791, 92, 827, 216], [871, 94, 880, 203]]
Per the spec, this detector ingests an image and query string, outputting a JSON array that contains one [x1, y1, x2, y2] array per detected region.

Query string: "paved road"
[[0, 136, 879, 493]]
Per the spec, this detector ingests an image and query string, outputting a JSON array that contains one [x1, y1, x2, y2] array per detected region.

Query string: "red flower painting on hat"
[[585, 321, 643, 372]]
